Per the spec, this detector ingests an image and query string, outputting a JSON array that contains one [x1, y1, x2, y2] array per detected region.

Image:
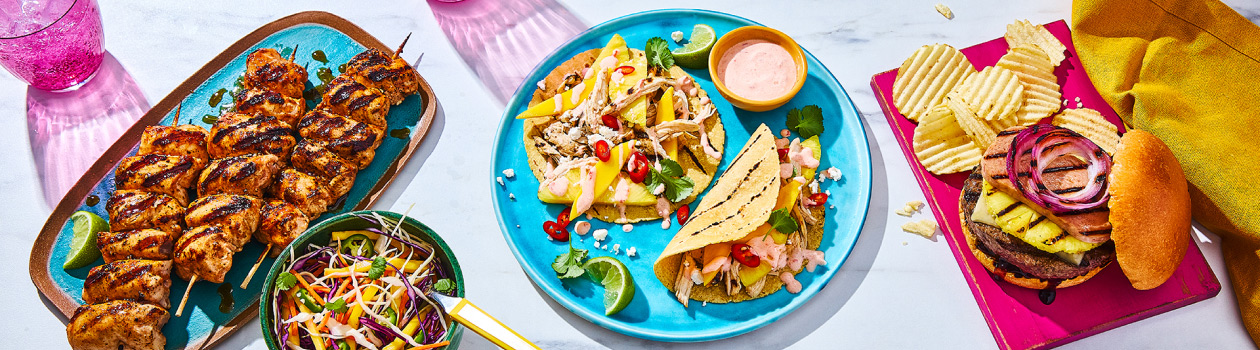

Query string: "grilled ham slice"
[[980, 129, 1113, 243]]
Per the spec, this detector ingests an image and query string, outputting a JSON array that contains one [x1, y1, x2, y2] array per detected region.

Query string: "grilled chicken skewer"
[[66, 300, 169, 350], [114, 154, 202, 206], [83, 259, 173, 309], [242, 47, 306, 99], [207, 112, 298, 160], [196, 154, 283, 198], [172, 194, 265, 316]]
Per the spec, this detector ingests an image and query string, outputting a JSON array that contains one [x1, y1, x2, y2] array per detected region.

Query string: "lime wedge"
[[583, 256, 634, 316], [672, 24, 717, 69], [63, 211, 107, 270]]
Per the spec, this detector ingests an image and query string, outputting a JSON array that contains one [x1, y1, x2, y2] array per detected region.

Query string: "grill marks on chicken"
[[296, 110, 384, 168], [139, 124, 210, 169], [255, 200, 309, 257], [319, 75, 391, 128], [235, 88, 307, 127], [83, 260, 172, 309], [184, 194, 264, 248], [208, 112, 297, 160], [243, 48, 307, 99], [98, 229, 176, 263], [67, 300, 169, 350], [343, 48, 421, 105], [173, 226, 238, 284], [196, 154, 282, 198], [106, 190, 185, 235], [270, 167, 334, 218], [114, 155, 202, 206]]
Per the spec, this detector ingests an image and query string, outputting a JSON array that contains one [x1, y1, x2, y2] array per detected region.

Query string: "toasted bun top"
[[1108, 129, 1191, 290]]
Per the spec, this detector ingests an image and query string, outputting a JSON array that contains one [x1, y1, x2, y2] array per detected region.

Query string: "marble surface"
[[2, 1, 1258, 349]]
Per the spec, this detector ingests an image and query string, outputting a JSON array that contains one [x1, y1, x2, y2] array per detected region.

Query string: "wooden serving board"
[[870, 20, 1220, 350], [27, 11, 437, 350]]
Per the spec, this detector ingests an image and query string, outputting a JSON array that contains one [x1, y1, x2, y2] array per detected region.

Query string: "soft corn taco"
[[653, 125, 829, 305], [519, 34, 726, 224]]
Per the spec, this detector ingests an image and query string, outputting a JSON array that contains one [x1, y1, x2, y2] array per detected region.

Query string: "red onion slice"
[[1006, 125, 1113, 215]]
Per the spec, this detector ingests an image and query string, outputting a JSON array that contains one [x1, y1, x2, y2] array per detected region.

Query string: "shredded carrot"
[[296, 273, 325, 305], [312, 285, 331, 293], [406, 341, 449, 350]]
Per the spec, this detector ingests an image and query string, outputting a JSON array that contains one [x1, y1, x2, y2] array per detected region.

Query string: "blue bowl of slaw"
[[260, 210, 465, 349]]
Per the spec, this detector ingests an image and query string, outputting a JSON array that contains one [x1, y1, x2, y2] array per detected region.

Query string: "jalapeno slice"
[[340, 234, 375, 257]]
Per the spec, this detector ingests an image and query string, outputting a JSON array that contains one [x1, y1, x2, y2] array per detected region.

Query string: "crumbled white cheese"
[[508, 193, 516, 200], [1076, 102, 1083, 108], [516, 225, 520, 228], [593, 229, 608, 241], [902, 241, 909, 246], [575, 221, 591, 236], [622, 224, 633, 233], [502, 169, 515, 178], [613, 243, 621, 254], [661, 219, 671, 230], [626, 247, 637, 257], [823, 167, 843, 181], [702, 301, 708, 307], [653, 184, 665, 195], [901, 219, 938, 238], [1075, 97, 1082, 102], [496, 177, 504, 186], [536, 80, 546, 91], [593, 241, 600, 249], [671, 31, 685, 43]]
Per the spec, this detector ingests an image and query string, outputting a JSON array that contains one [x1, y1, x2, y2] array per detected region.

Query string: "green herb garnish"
[[553, 243, 589, 279], [368, 257, 388, 280], [325, 297, 348, 313], [767, 208, 799, 235], [646, 37, 675, 71], [276, 272, 297, 291], [786, 105, 825, 139], [434, 278, 455, 294], [644, 158, 695, 202]]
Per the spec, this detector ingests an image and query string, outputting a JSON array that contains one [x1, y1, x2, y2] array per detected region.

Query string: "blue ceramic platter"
[[490, 9, 872, 342], [35, 16, 431, 349]]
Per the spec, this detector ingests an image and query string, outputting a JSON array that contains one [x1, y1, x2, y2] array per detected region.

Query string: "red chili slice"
[[594, 140, 611, 162], [676, 204, 691, 225], [808, 192, 828, 207], [731, 243, 761, 267], [543, 221, 568, 241], [777, 148, 789, 162], [626, 152, 650, 183], [617, 65, 635, 75], [557, 207, 572, 227], [601, 114, 621, 130]]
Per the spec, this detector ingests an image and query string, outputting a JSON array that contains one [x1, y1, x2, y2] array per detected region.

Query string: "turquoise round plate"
[[489, 9, 871, 342]]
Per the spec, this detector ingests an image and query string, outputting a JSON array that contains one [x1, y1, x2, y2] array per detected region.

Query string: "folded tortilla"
[[652, 125, 827, 303]]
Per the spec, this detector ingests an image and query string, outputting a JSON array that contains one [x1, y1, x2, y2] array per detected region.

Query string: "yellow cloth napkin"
[[1072, 0, 1260, 345]]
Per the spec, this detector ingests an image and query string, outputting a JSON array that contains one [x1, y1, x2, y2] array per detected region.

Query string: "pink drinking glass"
[[0, 0, 105, 91]]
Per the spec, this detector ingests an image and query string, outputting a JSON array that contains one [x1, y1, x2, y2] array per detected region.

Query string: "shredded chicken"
[[673, 258, 695, 307]]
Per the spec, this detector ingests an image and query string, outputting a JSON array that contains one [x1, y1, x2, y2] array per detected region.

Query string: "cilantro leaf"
[[434, 278, 455, 294], [645, 37, 675, 71], [368, 257, 388, 280], [325, 297, 349, 313], [786, 105, 825, 139], [275, 272, 297, 291], [767, 208, 799, 235], [552, 244, 588, 279], [644, 158, 695, 202]]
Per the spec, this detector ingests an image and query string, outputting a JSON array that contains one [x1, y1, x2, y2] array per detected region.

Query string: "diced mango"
[[537, 171, 657, 206], [738, 261, 773, 287], [800, 136, 821, 180], [592, 141, 637, 200], [609, 53, 648, 127], [700, 243, 731, 285], [593, 35, 629, 75], [657, 86, 677, 160]]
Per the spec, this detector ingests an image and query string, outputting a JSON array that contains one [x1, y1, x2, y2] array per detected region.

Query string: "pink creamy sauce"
[[717, 39, 797, 101]]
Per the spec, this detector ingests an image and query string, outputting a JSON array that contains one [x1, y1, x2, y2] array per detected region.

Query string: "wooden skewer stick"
[[393, 33, 412, 58], [290, 44, 299, 62], [175, 275, 198, 317], [240, 244, 273, 289], [173, 104, 182, 125]]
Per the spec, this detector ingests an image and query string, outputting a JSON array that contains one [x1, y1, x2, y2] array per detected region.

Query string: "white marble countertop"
[[2, 1, 1257, 349]]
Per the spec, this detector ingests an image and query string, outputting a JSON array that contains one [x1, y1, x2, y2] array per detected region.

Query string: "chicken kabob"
[[172, 47, 304, 317], [67, 106, 209, 350], [238, 36, 423, 288]]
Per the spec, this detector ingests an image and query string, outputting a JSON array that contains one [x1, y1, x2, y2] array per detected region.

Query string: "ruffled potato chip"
[[893, 44, 976, 122]]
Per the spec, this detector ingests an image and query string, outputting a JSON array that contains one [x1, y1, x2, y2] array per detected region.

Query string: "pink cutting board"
[[870, 20, 1221, 349]]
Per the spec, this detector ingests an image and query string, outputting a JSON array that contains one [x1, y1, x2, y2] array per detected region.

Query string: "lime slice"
[[672, 24, 717, 69], [62, 211, 107, 270], [583, 256, 634, 316]]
